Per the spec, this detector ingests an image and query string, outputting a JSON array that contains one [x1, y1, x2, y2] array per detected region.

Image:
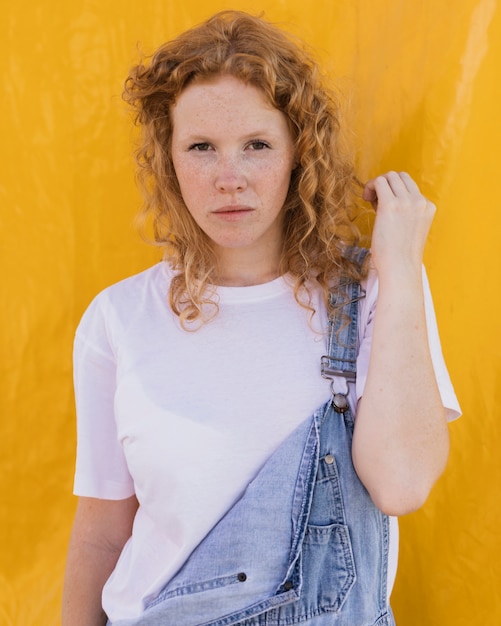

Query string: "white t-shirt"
[[73, 262, 460, 621]]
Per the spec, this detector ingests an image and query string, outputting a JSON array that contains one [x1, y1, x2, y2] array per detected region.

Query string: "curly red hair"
[[123, 10, 368, 327]]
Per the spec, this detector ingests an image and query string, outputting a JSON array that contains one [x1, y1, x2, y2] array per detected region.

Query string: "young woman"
[[62, 10, 460, 626]]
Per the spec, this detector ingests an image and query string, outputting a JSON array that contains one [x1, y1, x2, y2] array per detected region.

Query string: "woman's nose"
[[214, 157, 248, 193]]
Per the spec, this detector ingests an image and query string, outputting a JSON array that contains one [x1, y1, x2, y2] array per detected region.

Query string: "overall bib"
[[112, 255, 395, 626]]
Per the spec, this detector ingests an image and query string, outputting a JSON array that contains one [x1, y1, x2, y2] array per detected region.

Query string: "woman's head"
[[124, 10, 364, 325], [170, 74, 297, 283]]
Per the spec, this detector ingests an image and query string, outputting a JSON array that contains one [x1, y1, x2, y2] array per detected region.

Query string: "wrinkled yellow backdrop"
[[1, 1, 499, 624]]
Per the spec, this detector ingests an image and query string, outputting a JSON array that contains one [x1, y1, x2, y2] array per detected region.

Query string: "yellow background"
[[1, 0, 500, 624]]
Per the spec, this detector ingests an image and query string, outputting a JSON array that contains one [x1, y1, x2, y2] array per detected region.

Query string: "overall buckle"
[[321, 355, 355, 413]]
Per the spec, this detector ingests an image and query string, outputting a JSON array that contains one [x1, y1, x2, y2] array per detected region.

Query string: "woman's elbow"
[[364, 455, 450, 516], [368, 482, 433, 516]]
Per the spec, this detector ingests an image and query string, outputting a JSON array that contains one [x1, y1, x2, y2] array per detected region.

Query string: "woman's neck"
[[213, 246, 283, 287]]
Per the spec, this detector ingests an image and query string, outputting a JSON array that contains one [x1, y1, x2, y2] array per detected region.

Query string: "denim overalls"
[[112, 254, 395, 626]]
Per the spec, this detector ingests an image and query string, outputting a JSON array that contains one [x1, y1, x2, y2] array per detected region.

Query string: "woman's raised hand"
[[363, 171, 436, 277]]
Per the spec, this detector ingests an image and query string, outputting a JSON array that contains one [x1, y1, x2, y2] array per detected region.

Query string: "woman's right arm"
[[62, 495, 139, 626]]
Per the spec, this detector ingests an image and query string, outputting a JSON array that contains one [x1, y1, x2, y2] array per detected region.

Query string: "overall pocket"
[[300, 522, 356, 614], [296, 449, 356, 615], [265, 451, 357, 624]]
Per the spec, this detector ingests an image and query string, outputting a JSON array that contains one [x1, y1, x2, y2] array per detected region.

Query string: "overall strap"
[[321, 247, 369, 413]]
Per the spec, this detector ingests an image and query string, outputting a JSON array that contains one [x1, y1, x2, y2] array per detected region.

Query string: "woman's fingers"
[[397, 171, 421, 194], [364, 171, 436, 272], [383, 171, 410, 197], [363, 171, 429, 210]]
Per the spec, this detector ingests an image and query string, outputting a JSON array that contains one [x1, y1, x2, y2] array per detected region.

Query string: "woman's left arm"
[[352, 171, 450, 516]]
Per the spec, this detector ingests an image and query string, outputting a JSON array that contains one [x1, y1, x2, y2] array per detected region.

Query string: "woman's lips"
[[211, 206, 254, 221]]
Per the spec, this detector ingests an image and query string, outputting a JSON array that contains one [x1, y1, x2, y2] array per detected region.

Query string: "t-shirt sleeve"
[[73, 294, 135, 499], [356, 265, 461, 421]]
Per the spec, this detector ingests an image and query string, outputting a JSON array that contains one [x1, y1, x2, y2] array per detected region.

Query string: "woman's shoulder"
[[76, 262, 169, 340], [89, 262, 169, 309], [102, 261, 168, 299]]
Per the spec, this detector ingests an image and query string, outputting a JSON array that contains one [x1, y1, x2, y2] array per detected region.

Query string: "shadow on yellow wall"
[[1, 1, 500, 624]]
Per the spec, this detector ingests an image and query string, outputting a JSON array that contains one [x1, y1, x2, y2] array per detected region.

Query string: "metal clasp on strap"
[[321, 356, 356, 382], [321, 355, 355, 414]]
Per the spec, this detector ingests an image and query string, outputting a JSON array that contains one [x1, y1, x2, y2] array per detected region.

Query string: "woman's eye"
[[247, 140, 270, 151], [188, 142, 212, 151]]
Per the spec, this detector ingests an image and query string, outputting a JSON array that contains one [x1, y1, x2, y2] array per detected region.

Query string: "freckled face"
[[170, 75, 296, 264]]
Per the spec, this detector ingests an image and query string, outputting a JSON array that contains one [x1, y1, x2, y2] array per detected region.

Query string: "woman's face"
[[170, 74, 296, 276]]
